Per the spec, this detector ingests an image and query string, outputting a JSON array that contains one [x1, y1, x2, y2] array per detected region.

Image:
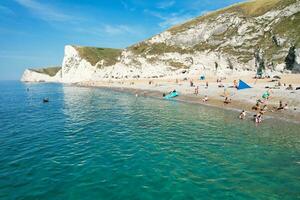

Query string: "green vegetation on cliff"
[[31, 67, 61, 77], [169, 0, 297, 34], [74, 46, 122, 67], [125, 0, 299, 67]]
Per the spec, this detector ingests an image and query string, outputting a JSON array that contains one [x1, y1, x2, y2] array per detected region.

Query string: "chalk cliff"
[[22, 0, 300, 83]]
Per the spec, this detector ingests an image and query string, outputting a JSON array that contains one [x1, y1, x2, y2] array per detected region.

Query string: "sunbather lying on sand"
[[202, 95, 208, 102], [286, 84, 293, 90], [224, 97, 231, 104], [277, 103, 288, 111], [252, 102, 261, 111]]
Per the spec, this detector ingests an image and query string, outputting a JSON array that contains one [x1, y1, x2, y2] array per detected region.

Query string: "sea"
[[0, 81, 299, 200]]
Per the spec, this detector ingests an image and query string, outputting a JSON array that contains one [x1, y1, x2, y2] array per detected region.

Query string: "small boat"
[[43, 98, 49, 103], [164, 91, 179, 99]]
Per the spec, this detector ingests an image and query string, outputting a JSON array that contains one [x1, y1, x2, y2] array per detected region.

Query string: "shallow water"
[[0, 81, 299, 200]]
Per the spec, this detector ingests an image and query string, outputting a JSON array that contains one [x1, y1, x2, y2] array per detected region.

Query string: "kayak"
[[164, 91, 179, 99]]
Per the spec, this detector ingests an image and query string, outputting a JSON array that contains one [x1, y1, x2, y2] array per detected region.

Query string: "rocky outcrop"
[[21, 69, 61, 82], [294, 48, 300, 72]]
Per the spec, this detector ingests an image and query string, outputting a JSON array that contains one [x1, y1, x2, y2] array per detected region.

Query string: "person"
[[205, 81, 208, 88], [286, 84, 293, 90], [283, 103, 289, 110], [278, 81, 282, 87], [262, 89, 271, 100], [255, 113, 263, 123], [277, 100, 285, 110], [194, 86, 199, 95], [190, 80, 194, 87], [239, 110, 246, 119], [279, 100, 283, 108], [252, 102, 260, 111], [43, 98, 49, 103], [202, 95, 208, 102], [224, 97, 231, 104], [233, 80, 237, 88], [260, 105, 268, 114]]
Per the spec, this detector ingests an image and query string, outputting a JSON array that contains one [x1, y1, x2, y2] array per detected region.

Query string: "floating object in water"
[[164, 91, 178, 99], [43, 98, 49, 103]]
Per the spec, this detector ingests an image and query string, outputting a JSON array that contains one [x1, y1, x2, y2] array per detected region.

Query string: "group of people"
[[237, 85, 291, 123], [193, 82, 209, 95], [167, 78, 294, 124]]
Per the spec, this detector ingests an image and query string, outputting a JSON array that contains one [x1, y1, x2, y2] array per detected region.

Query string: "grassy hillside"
[[31, 67, 61, 77], [74, 46, 122, 67], [126, 0, 299, 68], [169, 0, 297, 34]]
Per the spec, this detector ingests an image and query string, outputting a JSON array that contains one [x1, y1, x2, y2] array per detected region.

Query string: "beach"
[[78, 74, 300, 123]]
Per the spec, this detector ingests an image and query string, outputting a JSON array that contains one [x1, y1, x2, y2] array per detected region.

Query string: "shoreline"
[[74, 76, 300, 124]]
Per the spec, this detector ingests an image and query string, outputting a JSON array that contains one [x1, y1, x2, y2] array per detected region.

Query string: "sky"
[[0, 0, 244, 80]]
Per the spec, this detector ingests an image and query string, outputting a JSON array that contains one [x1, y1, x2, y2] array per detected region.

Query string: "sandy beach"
[[77, 74, 300, 123]]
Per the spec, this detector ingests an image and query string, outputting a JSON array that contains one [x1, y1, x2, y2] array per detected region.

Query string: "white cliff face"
[[21, 69, 61, 82], [61, 45, 97, 83], [21, 0, 300, 83]]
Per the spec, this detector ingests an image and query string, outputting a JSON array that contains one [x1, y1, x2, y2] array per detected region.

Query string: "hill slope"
[[22, 0, 300, 83], [125, 0, 300, 75]]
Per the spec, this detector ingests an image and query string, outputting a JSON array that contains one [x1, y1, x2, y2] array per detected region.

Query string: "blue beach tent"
[[237, 80, 252, 90]]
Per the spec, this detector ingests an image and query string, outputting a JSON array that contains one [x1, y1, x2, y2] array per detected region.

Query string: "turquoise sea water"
[[0, 81, 299, 200]]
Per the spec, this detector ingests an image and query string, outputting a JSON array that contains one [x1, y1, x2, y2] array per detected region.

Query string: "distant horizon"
[[0, 0, 244, 80]]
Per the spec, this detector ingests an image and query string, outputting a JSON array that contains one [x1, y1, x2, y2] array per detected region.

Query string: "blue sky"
[[0, 0, 244, 80]]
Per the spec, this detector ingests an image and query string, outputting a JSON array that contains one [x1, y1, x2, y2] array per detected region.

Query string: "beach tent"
[[237, 80, 252, 90]]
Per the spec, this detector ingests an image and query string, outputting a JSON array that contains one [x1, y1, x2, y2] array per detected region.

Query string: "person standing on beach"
[[262, 89, 272, 101], [194, 86, 199, 95], [234, 80, 237, 88], [255, 112, 263, 123], [190, 80, 194, 87]]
